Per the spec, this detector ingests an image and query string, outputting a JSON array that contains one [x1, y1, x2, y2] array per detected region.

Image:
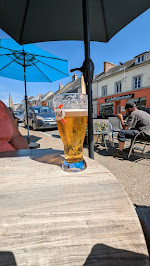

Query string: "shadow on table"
[[0, 148, 64, 167], [30, 149, 64, 166], [83, 243, 149, 266], [0, 252, 17, 266]]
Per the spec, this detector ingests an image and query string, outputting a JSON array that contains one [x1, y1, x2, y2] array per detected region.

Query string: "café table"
[[0, 148, 149, 266]]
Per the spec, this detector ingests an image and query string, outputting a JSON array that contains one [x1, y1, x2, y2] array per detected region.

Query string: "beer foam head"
[[63, 109, 88, 117]]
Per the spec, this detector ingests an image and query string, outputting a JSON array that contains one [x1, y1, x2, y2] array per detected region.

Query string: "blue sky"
[[0, 8, 150, 106]]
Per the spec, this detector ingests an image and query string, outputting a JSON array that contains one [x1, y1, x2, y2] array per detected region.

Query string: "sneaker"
[[113, 150, 123, 159]]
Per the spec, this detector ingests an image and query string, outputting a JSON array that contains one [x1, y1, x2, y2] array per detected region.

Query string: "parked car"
[[23, 106, 57, 130], [14, 111, 24, 122]]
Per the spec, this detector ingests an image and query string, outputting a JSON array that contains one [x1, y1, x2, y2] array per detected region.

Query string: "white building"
[[92, 51, 150, 118]]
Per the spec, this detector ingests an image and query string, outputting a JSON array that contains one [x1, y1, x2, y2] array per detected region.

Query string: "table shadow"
[[24, 135, 41, 142], [0, 252, 17, 266], [30, 149, 64, 167], [83, 243, 149, 266]]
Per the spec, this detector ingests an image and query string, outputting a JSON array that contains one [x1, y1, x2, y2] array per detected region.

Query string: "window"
[[115, 82, 121, 94], [102, 86, 107, 96], [99, 103, 113, 118], [134, 76, 141, 89], [138, 57, 140, 63], [137, 55, 145, 64], [127, 97, 146, 109]]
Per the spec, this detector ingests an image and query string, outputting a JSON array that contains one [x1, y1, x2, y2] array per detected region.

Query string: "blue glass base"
[[62, 159, 87, 172]]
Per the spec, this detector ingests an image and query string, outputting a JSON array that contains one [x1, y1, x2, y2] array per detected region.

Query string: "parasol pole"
[[70, 0, 94, 159], [82, 0, 94, 159], [23, 47, 30, 145]]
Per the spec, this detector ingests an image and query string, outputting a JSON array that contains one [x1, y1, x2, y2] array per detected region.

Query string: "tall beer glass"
[[53, 93, 88, 172]]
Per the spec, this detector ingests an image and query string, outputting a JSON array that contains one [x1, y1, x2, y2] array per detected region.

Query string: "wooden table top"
[[0, 149, 149, 266]]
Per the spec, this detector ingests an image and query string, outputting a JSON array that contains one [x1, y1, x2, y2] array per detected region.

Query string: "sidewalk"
[[19, 125, 150, 206]]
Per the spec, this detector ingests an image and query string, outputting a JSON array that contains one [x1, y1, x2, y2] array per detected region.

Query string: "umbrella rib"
[[25, 53, 35, 66], [7, 54, 24, 66], [0, 59, 15, 71], [33, 54, 68, 62], [36, 59, 68, 76], [0, 46, 14, 52], [0, 53, 13, 56], [101, 0, 108, 41], [31, 61, 52, 82], [0, 46, 20, 54]]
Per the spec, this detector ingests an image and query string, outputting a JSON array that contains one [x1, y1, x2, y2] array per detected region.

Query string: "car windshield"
[[33, 107, 54, 114], [14, 111, 23, 115]]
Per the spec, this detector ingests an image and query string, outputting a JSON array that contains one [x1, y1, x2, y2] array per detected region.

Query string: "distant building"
[[22, 94, 44, 110], [22, 96, 34, 110], [47, 73, 84, 108], [92, 51, 150, 118], [41, 91, 53, 106], [13, 103, 23, 112], [9, 93, 13, 108], [28, 94, 44, 106]]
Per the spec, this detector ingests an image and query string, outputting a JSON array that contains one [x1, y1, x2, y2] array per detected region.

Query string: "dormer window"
[[141, 55, 144, 61], [138, 57, 140, 63], [137, 55, 145, 64]]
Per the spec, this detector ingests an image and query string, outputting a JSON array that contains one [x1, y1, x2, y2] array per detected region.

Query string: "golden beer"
[[53, 93, 88, 172], [57, 109, 88, 163]]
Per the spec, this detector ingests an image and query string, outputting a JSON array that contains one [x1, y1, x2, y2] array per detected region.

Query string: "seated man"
[[114, 103, 150, 158]]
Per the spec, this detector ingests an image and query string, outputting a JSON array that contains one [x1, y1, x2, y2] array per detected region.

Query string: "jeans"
[[117, 130, 140, 142]]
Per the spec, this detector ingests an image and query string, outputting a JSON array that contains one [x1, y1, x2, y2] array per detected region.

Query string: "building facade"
[[92, 52, 150, 118], [41, 91, 53, 106]]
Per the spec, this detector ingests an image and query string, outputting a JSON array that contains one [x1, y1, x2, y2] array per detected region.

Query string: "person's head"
[[8, 107, 14, 115], [8, 107, 13, 112], [125, 102, 137, 115]]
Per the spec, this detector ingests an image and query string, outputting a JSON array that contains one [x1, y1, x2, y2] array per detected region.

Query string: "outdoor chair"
[[108, 117, 123, 146], [128, 129, 150, 159]]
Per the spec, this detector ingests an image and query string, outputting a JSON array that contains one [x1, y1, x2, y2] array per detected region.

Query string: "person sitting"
[[0, 100, 29, 152], [114, 102, 150, 158]]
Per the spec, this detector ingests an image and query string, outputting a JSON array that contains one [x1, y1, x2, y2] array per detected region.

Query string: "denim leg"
[[118, 130, 139, 142]]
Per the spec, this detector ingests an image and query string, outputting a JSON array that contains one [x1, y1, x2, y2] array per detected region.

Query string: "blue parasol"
[[0, 39, 69, 145]]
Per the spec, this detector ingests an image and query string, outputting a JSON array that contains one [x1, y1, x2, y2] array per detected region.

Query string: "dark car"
[[14, 111, 24, 122], [24, 106, 57, 130]]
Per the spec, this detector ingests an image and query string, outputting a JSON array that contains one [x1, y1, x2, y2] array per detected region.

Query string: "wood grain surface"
[[0, 149, 149, 266]]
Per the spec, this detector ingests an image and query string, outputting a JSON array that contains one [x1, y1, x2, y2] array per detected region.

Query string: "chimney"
[[59, 83, 63, 90], [104, 61, 116, 73], [72, 72, 77, 81]]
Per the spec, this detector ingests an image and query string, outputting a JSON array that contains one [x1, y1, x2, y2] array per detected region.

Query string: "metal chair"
[[108, 117, 123, 146], [128, 129, 150, 158]]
